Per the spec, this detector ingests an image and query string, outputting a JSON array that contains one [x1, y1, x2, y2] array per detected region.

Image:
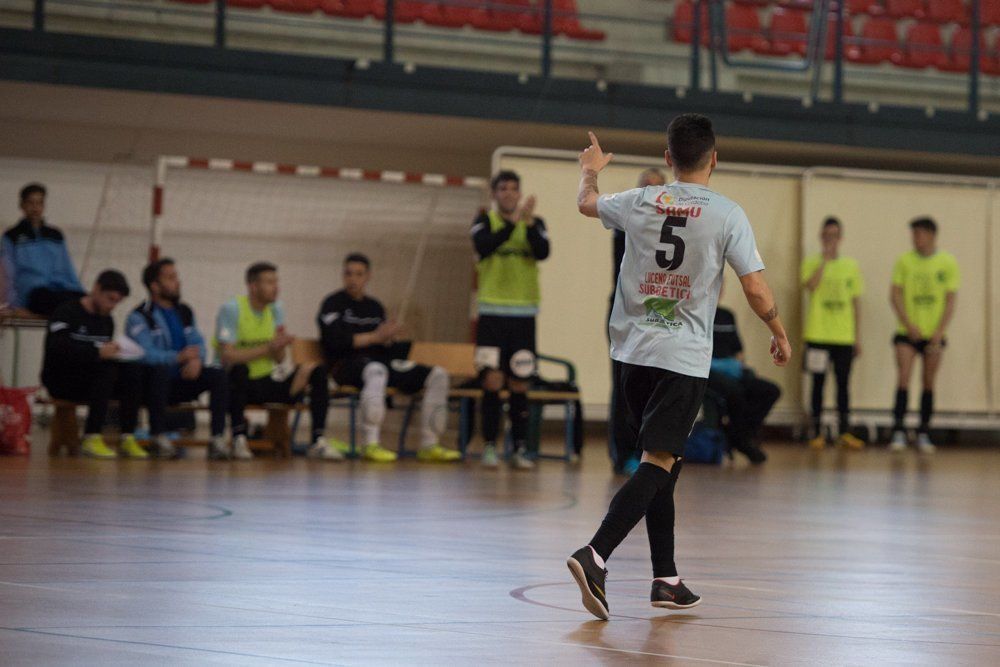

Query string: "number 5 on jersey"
[[656, 215, 687, 271]]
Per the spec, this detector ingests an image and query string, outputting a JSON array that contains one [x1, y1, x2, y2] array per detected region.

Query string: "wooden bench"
[[44, 398, 296, 458], [291, 339, 582, 460]]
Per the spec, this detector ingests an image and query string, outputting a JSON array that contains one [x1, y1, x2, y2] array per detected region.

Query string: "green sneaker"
[[481, 443, 499, 468], [327, 438, 351, 456], [119, 435, 149, 460], [363, 443, 398, 463], [416, 444, 462, 463], [81, 434, 117, 459]]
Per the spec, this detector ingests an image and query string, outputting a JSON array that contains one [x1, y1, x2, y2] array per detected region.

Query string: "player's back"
[[598, 181, 763, 378]]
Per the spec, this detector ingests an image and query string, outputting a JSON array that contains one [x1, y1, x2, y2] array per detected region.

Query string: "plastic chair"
[[227, 0, 267, 8], [856, 16, 902, 64], [884, 0, 924, 20], [468, 0, 528, 32], [985, 2, 1000, 26], [372, 0, 432, 23], [422, 1, 488, 28], [320, 0, 375, 18], [726, 3, 769, 53], [845, 0, 880, 15], [940, 26, 989, 72], [672, 0, 710, 44], [768, 7, 809, 56], [269, 0, 320, 12], [925, 0, 965, 24], [825, 13, 863, 61], [898, 22, 947, 68]]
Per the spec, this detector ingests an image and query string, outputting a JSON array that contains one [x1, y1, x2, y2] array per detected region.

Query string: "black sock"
[[838, 413, 850, 436], [919, 390, 933, 434], [893, 389, 908, 431], [509, 391, 529, 443], [481, 391, 501, 443], [590, 461, 674, 562], [647, 460, 682, 578]]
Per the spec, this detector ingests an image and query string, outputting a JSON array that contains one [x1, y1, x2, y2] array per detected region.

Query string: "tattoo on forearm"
[[578, 169, 599, 206], [762, 306, 779, 322]]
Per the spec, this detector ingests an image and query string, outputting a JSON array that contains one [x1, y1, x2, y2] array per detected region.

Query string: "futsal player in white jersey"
[[567, 115, 792, 620]]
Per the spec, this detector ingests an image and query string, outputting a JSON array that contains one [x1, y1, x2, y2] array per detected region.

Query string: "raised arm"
[[577, 131, 613, 218], [737, 270, 791, 366]]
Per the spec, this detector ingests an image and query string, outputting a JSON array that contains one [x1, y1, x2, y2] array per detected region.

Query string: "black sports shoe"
[[567, 546, 609, 621], [650, 579, 701, 610]]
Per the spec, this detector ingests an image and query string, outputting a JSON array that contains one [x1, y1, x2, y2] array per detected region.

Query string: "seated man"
[[127, 258, 232, 460], [708, 304, 781, 464], [2, 183, 86, 316], [317, 253, 460, 463], [42, 270, 148, 460], [216, 262, 340, 461]]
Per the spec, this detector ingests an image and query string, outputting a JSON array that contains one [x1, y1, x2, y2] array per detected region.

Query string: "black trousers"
[[144, 365, 230, 437], [707, 368, 781, 452], [228, 364, 329, 439], [807, 343, 854, 433], [26, 287, 86, 317], [45, 361, 142, 435]]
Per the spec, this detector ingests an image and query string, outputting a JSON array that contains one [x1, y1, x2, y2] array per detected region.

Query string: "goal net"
[[84, 156, 487, 345]]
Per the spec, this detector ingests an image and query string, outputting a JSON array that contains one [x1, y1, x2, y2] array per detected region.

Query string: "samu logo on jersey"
[[643, 297, 683, 329]]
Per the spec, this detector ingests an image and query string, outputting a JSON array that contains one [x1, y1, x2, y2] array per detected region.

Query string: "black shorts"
[[614, 361, 707, 457], [803, 342, 854, 373], [333, 356, 432, 394], [893, 334, 947, 354], [245, 373, 298, 405], [475, 314, 536, 379]]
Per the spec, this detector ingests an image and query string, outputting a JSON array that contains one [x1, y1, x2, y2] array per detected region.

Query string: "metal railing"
[[12, 0, 997, 116]]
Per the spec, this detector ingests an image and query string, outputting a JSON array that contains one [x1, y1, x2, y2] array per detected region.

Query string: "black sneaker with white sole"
[[650, 579, 701, 610], [567, 546, 609, 621]]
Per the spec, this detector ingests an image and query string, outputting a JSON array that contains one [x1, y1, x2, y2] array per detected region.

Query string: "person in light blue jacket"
[[126, 258, 233, 460], [2, 183, 86, 315]]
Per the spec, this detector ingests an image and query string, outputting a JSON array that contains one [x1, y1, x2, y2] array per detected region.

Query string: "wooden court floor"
[[1, 432, 999, 666]]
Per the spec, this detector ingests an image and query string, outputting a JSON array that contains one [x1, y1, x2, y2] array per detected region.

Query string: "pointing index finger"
[[588, 131, 601, 150]]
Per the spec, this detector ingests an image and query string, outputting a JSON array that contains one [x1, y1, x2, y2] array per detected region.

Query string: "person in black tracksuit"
[[317, 253, 459, 463], [42, 270, 146, 459]]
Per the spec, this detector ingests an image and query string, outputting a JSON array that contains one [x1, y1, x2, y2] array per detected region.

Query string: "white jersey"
[[598, 181, 764, 378]]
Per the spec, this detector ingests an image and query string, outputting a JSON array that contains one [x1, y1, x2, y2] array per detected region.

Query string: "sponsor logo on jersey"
[[644, 297, 683, 329]]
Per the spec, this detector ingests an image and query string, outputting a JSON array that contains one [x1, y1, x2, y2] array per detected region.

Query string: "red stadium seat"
[[169, 0, 212, 4], [269, 0, 320, 13], [767, 7, 808, 56], [320, 0, 374, 18], [825, 14, 863, 61], [984, 1, 1000, 27], [472, 0, 532, 32], [422, 2, 488, 28], [925, 0, 965, 24], [371, 0, 433, 23], [940, 26, 990, 72], [726, 4, 769, 53], [672, 0, 710, 44], [845, 0, 880, 15], [898, 22, 947, 68], [227, 0, 267, 8], [518, 0, 604, 40], [884, 0, 924, 20], [855, 16, 901, 64]]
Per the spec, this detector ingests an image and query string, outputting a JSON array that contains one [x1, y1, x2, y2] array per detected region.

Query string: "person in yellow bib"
[[801, 217, 865, 450], [471, 170, 550, 470], [889, 217, 959, 454], [215, 262, 339, 461]]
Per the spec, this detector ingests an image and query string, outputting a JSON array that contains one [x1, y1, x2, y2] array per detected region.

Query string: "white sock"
[[655, 576, 680, 586], [588, 545, 605, 569], [360, 362, 388, 445], [420, 366, 449, 448]]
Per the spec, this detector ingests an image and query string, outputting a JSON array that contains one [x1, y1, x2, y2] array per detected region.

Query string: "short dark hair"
[[910, 217, 938, 234], [490, 170, 520, 191], [822, 216, 842, 230], [20, 183, 46, 203], [96, 269, 130, 297], [666, 113, 716, 172], [344, 253, 370, 269], [142, 258, 175, 290], [246, 261, 277, 284]]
